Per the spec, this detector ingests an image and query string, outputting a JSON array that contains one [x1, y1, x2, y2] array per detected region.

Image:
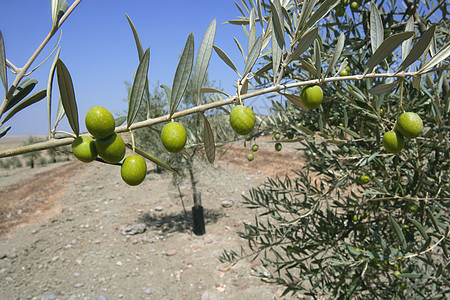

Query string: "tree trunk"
[[188, 159, 205, 235]]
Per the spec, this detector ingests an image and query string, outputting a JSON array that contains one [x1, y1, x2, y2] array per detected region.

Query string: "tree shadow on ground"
[[138, 208, 225, 234]]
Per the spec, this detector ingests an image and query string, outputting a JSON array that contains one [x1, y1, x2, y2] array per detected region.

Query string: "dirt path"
[[0, 141, 306, 299]]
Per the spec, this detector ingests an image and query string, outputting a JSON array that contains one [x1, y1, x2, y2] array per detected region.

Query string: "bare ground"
[[0, 140, 306, 300]]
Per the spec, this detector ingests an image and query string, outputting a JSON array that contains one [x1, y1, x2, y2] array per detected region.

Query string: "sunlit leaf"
[[325, 32, 344, 77], [314, 39, 321, 78], [397, 25, 436, 74], [114, 116, 126, 127], [170, 33, 194, 117], [248, 8, 257, 54], [370, 2, 384, 54], [202, 113, 215, 164], [47, 47, 61, 137], [271, 0, 284, 81], [51, 0, 68, 29], [54, 97, 65, 126], [6, 78, 38, 112], [234, 1, 246, 16], [297, 0, 318, 37], [418, 42, 450, 73], [256, 0, 264, 30], [194, 19, 216, 106], [1, 90, 46, 125], [125, 14, 144, 60], [368, 81, 398, 94], [0, 125, 10, 139], [402, 17, 414, 61], [128, 47, 150, 128], [0, 30, 7, 94], [56, 59, 79, 136], [243, 34, 263, 79], [289, 27, 319, 64], [213, 45, 240, 76], [365, 32, 414, 73], [200, 87, 230, 98], [160, 84, 172, 102], [299, 0, 340, 38], [126, 143, 181, 176]]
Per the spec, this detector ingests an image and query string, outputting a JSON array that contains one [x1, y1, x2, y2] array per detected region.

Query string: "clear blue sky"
[[0, 1, 266, 136]]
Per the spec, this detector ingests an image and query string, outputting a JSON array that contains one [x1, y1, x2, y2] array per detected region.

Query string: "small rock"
[[165, 250, 177, 256], [155, 206, 164, 212], [98, 185, 104, 190], [116, 261, 123, 266], [74, 283, 85, 288], [221, 200, 233, 208], [121, 223, 146, 236], [201, 291, 209, 300], [97, 295, 108, 300], [51, 256, 59, 262], [144, 288, 152, 294], [40, 294, 56, 300]]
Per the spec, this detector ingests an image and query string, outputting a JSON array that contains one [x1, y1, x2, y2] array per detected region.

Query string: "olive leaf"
[[54, 97, 65, 127], [1, 90, 46, 125], [202, 113, 215, 164], [370, 2, 384, 54], [418, 41, 450, 73], [401, 17, 414, 61], [314, 39, 321, 78], [288, 27, 319, 64], [56, 59, 79, 136], [126, 143, 181, 176], [127, 47, 150, 128], [194, 19, 216, 106], [279, 92, 309, 111], [6, 78, 38, 112], [213, 45, 240, 75], [368, 81, 398, 95], [325, 32, 345, 77], [200, 87, 230, 98], [390, 216, 407, 249], [47, 47, 61, 137], [51, 0, 68, 29], [396, 25, 436, 74], [0, 125, 10, 139], [234, 37, 246, 61], [297, 0, 318, 38], [298, 0, 339, 38], [160, 84, 172, 101], [114, 116, 127, 127], [271, 0, 284, 81], [243, 34, 263, 79], [0, 30, 7, 95], [365, 31, 414, 73], [170, 33, 194, 117], [248, 8, 257, 55]]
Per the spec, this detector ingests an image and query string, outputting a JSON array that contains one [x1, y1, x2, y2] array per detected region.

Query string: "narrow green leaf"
[[170, 33, 194, 117], [365, 32, 414, 73], [233, 37, 246, 61], [368, 81, 398, 95], [51, 0, 68, 29], [390, 216, 407, 249], [337, 126, 361, 138], [243, 34, 263, 78], [56, 59, 79, 136], [271, 0, 284, 81], [160, 84, 172, 103], [1, 90, 46, 125], [325, 32, 345, 77], [289, 27, 319, 64], [298, 57, 318, 76], [408, 218, 429, 240], [256, 0, 264, 30], [427, 210, 442, 235], [314, 39, 321, 78], [202, 113, 215, 164], [402, 17, 414, 61], [418, 41, 450, 73], [126, 143, 181, 176], [6, 78, 38, 112], [0, 125, 11, 139], [297, 0, 318, 37], [128, 47, 150, 128], [194, 20, 216, 106], [397, 25, 436, 74], [398, 273, 432, 279], [125, 14, 144, 60], [54, 97, 65, 126], [253, 61, 273, 77], [47, 47, 61, 138], [0, 30, 7, 94], [248, 9, 257, 55], [114, 116, 126, 127], [299, 0, 340, 38], [370, 2, 384, 54], [280, 92, 309, 111], [213, 45, 240, 76], [200, 87, 230, 98]]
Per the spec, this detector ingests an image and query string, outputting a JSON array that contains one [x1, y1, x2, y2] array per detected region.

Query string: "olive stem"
[[130, 129, 136, 154]]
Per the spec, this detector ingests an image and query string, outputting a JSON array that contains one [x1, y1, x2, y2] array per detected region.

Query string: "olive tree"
[[0, 0, 448, 297]]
